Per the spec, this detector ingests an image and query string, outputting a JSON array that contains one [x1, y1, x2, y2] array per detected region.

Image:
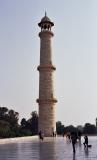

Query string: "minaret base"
[[38, 102, 56, 137]]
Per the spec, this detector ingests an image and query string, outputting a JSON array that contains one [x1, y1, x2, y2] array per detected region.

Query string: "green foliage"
[[83, 123, 97, 135], [56, 121, 97, 135], [19, 128, 32, 136], [0, 107, 19, 138], [0, 108, 38, 137], [0, 120, 11, 138], [28, 111, 38, 135], [8, 109, 19, 126], [0, 106, 97, 138], [56, 121, 65, 134], [20, 111, 38, 136], [65, 125, 77, 133]]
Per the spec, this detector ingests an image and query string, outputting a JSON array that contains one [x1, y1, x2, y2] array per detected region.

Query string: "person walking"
[[83, 135, 88, 148], [71, 132, 77, 153], [39, 130, 44, 141]]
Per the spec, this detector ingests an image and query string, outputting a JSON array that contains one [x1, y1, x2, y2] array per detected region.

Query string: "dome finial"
[[38, 12, 54, 28]]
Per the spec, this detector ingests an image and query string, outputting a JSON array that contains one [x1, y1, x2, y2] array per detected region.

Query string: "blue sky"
[[0, 0, 97, 126]]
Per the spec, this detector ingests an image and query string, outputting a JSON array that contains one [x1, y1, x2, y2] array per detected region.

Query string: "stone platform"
[[0, 136, 97, 160]]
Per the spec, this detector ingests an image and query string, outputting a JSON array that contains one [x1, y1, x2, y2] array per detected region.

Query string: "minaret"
[[96, 118, 97, 127], [37, 13, 57, 136]]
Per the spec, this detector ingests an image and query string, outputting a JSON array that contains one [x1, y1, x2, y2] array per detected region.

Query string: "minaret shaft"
[[39, 31, 54, 100], [39, 31, 53, 65]]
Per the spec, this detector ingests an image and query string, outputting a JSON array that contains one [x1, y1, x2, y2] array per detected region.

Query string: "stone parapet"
[[0, 136, 38, 145], [39, 30, 54, 38]]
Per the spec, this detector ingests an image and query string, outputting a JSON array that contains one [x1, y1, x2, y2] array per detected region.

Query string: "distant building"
[[96, 118, 97, 127]]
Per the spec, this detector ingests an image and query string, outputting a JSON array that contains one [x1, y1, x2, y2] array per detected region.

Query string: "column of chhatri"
[[37, 13, 57, 137]]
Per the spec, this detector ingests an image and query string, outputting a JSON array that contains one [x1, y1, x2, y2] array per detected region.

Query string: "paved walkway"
[[39, 136, 97, 160], [0, 136, 97, 160]]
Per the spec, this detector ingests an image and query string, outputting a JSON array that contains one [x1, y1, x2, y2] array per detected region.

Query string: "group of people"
[[38, 130, 89, 154], [66, 132, 89, 153], [52, 131, 57, 137], [38, 130, 57, 141]]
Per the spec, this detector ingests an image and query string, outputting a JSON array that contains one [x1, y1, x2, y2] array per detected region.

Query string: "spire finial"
[[45, 11, 47, 17]]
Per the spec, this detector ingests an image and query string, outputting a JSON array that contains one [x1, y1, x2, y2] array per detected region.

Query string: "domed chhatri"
[[38, 12, 54, 30]]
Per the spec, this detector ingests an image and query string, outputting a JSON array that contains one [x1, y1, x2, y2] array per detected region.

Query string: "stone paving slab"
[[0, 136, 97, 160]]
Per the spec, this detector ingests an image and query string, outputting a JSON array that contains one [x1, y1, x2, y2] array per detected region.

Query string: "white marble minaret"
[[37, 13, 57, 136]]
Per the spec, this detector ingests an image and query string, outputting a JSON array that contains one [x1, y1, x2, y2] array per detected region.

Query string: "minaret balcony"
[[37, 65, 56, 71], [36, 98, 57, 104]]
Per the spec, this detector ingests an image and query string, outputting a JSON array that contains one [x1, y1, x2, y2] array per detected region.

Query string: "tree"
[[20, 118, 32, 136], [0, 107, 20, 138], [28, 111, 38, 135], [20, 111, 38, 136], [21, 118, 27, 128], [65, 125, 77, 133], [0, 120, 11, 138], [0, 107, 8, 120], [77, 125, 83, 133], [56, 121, 65, 135], [83, 123, 97, 135], [7, 109, 19, 126]]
